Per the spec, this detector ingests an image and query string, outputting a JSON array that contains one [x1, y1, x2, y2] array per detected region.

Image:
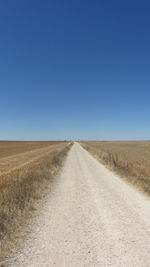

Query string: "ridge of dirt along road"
[[5, 143, 150, 267]]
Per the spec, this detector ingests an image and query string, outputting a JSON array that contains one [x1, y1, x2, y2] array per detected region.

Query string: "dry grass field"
[[0, 141, 72, 260], [81, 141, 150, 196], [0, 141, 59, 158], [0, 141, 68, 187]]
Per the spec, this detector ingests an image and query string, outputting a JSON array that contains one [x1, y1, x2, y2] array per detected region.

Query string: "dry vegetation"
[[81, 141, 150, 196], [0, 142, 67, 187], [0, 141, 72, 261], [0, 141, 58, 158]]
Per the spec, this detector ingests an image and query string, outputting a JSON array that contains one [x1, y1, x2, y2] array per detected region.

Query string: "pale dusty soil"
[[3, 143, 150, 267]]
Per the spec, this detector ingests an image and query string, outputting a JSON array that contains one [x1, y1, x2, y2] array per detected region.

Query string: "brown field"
[[0, 141, 72, 260], [0, 141, 60, 158], [81, 141, 150, 196], [0, 141, 67, 186]]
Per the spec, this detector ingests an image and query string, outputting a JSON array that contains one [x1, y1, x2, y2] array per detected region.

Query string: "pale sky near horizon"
[[0, 0, 150, 140]]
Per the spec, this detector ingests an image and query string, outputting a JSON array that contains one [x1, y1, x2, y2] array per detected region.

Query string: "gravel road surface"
[[5, 143, 150, 267]]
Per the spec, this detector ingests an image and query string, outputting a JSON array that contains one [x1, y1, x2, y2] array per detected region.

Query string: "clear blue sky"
[[0, 0, 150, 140]]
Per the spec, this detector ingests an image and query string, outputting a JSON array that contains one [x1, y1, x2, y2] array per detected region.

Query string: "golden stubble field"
[[0, 141, 59, 158], [0, 141, 72, 260], [81, 141, 150, 196], [0, 141, 66, 186]]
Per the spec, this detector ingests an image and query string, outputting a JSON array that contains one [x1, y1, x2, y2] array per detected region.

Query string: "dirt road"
[[6, 143, 150, 266]]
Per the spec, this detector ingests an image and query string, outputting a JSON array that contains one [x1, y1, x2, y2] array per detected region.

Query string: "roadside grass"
[[0, 143, 72, 261], [81, 142, 150, 196]]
